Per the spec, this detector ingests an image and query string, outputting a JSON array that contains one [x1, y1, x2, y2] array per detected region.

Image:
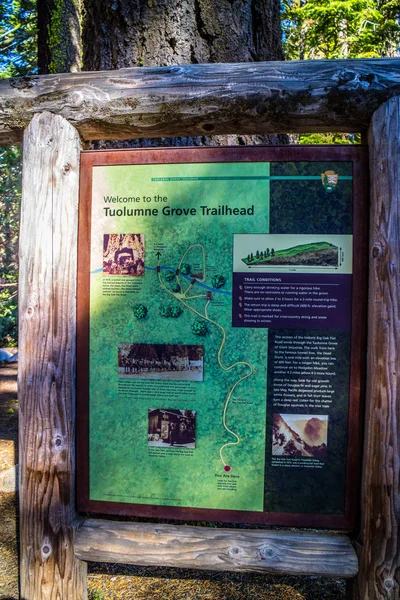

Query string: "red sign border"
[[77, 145, 368, 530]]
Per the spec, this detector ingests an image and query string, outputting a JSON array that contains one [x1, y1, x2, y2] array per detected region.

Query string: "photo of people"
[[148, 409, 196, 448], [103, 234, 144, 275], [118, 343, 204, 381], [272, 414, 328, 458]]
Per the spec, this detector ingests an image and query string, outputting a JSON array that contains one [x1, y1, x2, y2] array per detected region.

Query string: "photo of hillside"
[[272, 414, 328, 458], [242, 241, 338, 267]]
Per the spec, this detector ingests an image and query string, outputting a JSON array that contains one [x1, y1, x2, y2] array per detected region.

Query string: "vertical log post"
[[352, 97, 400, 598], [18, 112, 87, 599]]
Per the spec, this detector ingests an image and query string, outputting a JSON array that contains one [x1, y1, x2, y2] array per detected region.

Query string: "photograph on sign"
[[77, 147, 367, 527], [103, 233, 145, 276], [148, 409, 197, 448], [272, 414, 328, 459], [118, 343, 204, 381]]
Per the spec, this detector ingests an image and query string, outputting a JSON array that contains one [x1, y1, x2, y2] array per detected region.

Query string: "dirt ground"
[[0, 362, 347, 600]]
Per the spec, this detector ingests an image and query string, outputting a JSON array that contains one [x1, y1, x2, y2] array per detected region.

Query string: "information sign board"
[[77, 146, 367, 528]]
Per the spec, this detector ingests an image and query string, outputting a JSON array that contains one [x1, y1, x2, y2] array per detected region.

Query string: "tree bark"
[[37, 0, 286, 144], [83, 0, 282, 69], [80, 0, 286, 147], [37, 0, 82, 74]]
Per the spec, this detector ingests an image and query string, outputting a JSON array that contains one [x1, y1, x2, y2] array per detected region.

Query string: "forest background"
[[0, 0, 399, 347]]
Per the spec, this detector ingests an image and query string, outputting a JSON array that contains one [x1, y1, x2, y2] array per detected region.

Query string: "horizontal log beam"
[[75, 519, 358, 578], [1, 59, 400, 144]]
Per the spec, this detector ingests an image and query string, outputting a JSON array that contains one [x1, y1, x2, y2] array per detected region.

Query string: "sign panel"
[[77, 146, 367, 528]]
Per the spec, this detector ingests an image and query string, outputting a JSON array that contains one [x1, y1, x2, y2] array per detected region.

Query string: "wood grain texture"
[[1, 59, 400, 145], [75, 519, 358, 577], [18, 112, 87, 599], [352, 97, 400, 599]]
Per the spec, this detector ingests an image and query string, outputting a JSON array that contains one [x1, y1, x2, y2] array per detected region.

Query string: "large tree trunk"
[[81, 0, 286, 147], [37, 0, 286, 145], [82, 0, 283, 68]]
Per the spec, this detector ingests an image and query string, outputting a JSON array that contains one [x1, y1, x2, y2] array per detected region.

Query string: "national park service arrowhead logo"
[[321, 170, 339, 193]]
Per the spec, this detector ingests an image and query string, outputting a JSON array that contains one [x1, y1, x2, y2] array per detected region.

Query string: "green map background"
[[88, 159, 354, 517], [89, 162, 271, 511]]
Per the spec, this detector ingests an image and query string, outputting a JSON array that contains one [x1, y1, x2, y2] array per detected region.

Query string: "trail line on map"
[[156, 243, 254, 469]]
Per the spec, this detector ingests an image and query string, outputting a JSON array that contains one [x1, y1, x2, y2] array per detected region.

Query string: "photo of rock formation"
[[272, 414, 328, 458]]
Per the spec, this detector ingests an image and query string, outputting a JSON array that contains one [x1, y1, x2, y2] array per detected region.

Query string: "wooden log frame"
[[18, 112, 87, 599], [0, 58, 399, 145], [74, 520, 358, 577], [8, 59, 398, 598], [350, 97, 400, 599]]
